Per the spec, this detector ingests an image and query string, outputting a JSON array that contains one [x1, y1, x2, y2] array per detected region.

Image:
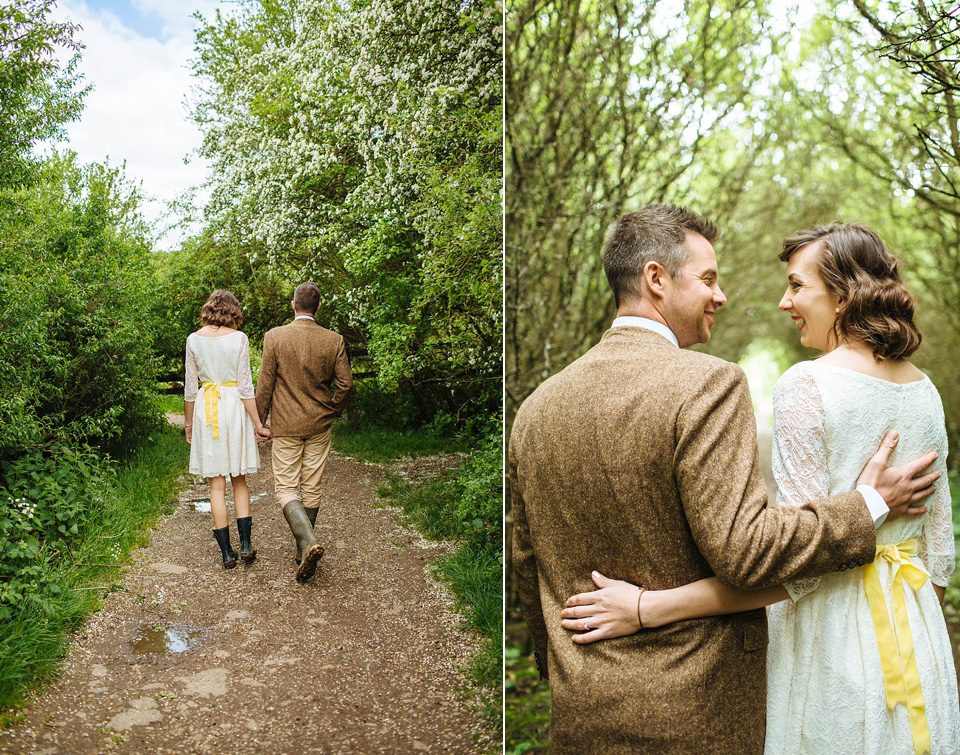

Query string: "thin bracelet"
[[637, 586, 648, 629]]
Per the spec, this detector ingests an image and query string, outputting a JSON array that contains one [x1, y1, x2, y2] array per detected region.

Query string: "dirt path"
[[0, 428, 495, 754]]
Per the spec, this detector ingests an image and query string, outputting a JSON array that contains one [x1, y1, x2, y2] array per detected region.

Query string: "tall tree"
[[505, 0, 787, 424], [191, 0, 502, 428], [0, 0, 85, 188]]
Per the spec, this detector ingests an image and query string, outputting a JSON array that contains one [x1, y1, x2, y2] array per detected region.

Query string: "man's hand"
[[856, 430, 939, 522], [255, 424, 272, 442]]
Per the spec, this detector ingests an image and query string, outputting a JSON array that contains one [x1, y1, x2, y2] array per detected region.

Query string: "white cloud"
[[46, 0, 227, 250]]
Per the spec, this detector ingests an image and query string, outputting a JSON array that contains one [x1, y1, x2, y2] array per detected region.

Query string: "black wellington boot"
[[236, 516, 257, 563], [212, 526, 238, 569], [282, 499, 323, 582], [294, 506, 319, 565]]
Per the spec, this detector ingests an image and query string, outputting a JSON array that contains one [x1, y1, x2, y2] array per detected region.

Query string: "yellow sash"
[[201, 381, 238, 439], [863, 539, 931, 755]]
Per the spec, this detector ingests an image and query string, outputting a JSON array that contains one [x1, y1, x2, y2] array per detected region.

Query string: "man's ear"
[[642, 261, 669, 299], [290, 300, 297, 313]]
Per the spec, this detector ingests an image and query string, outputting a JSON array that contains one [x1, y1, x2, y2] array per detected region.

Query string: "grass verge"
[[333, 420, 469, 462], [0, 425, 186, 719]]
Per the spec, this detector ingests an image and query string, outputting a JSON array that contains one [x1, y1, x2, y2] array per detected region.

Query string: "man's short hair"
[[293, 282, 321, 314], [602, 204, 718, 308]]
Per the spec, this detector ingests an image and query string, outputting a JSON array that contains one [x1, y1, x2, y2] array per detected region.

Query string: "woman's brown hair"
[[200, 289, 244, 329], [779, 223, 921, 360]]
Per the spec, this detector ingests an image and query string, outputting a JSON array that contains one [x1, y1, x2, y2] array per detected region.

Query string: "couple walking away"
[[511, 205, 960, 754], [183, 282, 353, 582]]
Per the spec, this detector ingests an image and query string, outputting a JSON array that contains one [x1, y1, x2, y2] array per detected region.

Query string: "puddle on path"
[[183, 491, 269, 513], [129, 624, 205, 655]]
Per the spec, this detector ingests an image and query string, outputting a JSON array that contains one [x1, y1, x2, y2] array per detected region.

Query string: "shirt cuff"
[[856, 484, 888, 528]]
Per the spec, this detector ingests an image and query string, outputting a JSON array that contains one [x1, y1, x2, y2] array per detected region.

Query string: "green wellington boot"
[[282, 499, 324, 582], [212, 526, 238, 569], [236, 516, 257, 563], [294, 506, 319, 565]]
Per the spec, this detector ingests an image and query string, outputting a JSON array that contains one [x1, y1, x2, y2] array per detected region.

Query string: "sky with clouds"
[[47, 0, 228, 250]]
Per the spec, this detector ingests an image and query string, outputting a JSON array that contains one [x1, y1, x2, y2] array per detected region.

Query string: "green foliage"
[[505, 618, 551, 755], [333, 421, 467, 464], [0, 153, 163, 458], [0, 426, 185, 709], [376, 425, 502, 548], [0, 0, 86, 188], [0, 446, 110, 619]]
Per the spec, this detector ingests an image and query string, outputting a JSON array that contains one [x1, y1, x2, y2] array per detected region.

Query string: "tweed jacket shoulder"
[[255, 319, 353, 437], [509, 326, 875, 755]]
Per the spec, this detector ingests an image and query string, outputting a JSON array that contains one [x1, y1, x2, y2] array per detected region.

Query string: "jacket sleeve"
[[675, 361, 875, 590], [509, 423, 550, 679], [255, 331, 277, 422], [330, 336, 354, 417]]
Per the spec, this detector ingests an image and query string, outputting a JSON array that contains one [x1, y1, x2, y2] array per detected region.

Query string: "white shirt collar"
[[611, 316, 679, 347], [294, 315, 315, 321]]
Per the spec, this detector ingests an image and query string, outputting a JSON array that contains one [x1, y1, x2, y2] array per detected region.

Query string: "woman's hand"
[[560, 571, 644, 644], [185, 424, 193, 444]]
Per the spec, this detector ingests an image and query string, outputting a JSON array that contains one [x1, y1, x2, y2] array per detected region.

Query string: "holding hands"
[[255, 423, 272, 442]]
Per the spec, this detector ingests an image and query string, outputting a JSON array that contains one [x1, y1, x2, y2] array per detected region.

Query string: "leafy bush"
[[0, 153, 162, 458], [0, 426, 186, 709], [0, 446, 113, 620], [0, 153, 166, 634]]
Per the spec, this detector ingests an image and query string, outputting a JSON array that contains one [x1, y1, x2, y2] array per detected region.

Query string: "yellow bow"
[[863, 539, 931, 755], [201, 381, 238, 439]]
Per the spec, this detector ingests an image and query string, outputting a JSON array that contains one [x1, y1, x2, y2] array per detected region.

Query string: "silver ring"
[[583, 618, 590, 630]]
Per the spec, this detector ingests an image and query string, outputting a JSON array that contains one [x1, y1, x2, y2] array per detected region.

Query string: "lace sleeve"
[[237, 333, 255, 400], [184, 337, 198, 402], [918, 413, 955, 587], [772, 364, 830, 602]]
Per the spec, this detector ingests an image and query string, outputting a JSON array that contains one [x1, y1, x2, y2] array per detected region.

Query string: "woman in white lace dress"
[[561, 223, 959, 755], [184, 290, 269, 569]]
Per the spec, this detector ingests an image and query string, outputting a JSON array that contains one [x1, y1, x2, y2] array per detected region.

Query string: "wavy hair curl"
[[200, 289, 244, 329], [779, 223, 921, 360]]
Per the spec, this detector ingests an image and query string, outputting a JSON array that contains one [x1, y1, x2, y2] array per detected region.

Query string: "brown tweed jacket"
[[255, 318, 353, 436], [510, 326, 876, 755]]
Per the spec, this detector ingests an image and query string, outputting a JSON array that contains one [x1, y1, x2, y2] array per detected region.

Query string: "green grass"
[[505, 617, 550, 755], [157, 393, 183, 415], [333, 421, 468, 463], [0, 426, 187, 715]]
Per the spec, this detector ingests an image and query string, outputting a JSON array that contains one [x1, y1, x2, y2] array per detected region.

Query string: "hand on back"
[[857, 430, 939, 522]]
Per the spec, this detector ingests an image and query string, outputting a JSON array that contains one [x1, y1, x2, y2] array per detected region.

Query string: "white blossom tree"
[[190, 0, 502, 427]]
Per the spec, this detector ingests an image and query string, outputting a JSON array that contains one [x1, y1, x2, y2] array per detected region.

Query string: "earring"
[[835, 307, 840, 313]]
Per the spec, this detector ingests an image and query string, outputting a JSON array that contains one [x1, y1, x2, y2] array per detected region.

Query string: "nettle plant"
[[0, 447, 113, 619]]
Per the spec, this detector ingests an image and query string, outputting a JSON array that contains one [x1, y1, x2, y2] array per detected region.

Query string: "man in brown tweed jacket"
[[256, 282, 353, 582], [509, 204, 938, 754]]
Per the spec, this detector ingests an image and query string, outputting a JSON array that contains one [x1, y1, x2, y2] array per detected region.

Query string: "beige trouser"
[[271, 429, 332, 509]]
